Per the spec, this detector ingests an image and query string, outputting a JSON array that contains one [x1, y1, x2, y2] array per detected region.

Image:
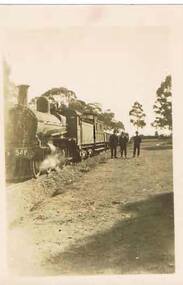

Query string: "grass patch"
[[78, 152, 109, 172], [50, 151, 110, 196]]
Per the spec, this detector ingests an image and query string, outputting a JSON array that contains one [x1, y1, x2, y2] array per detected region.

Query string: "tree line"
[[29, 74, 173, 135], [66, 74, 172, 134], [37, 87, 125, 131], [129, 75, 172, 134], [69, 100, 124, 130]]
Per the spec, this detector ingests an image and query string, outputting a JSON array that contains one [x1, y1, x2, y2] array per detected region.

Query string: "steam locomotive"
[[5, 85, 110, 180]]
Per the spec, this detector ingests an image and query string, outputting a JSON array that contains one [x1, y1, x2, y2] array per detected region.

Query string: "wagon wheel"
[[46, 167, 52, 174], [79, 149, 84, 161], [32, 159, 42, 178]]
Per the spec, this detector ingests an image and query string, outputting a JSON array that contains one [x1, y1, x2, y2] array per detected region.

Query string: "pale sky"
[[1, 5, 180, 135]]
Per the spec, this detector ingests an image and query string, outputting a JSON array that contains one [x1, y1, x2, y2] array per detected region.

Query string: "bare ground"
[[6, 144, 174, 276]]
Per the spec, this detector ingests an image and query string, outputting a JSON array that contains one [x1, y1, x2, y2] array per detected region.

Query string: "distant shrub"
[[143, 145, 172, 151], [141, 135, 157, 139]]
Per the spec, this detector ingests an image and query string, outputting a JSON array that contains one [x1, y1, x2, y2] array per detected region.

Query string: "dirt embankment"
[[7, 152, 109, 224]]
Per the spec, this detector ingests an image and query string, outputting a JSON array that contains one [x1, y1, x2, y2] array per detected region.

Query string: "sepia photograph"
[[1, 3, 183, 284]]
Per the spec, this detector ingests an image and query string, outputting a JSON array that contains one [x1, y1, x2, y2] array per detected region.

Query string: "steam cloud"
[[39, 143, 65, 172], [40, 153, 60, 172]]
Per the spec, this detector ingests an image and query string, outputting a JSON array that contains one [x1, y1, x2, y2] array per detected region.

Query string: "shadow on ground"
[[45, 192, 175, 275], [142, 145, 172, 151]]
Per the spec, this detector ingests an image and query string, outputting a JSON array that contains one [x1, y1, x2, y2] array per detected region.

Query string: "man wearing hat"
[[109, 129, 118, 159], [119, 131, 128, 159], [133, 131, 142, 157]]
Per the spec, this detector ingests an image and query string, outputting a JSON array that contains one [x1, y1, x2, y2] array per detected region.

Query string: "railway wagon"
[[61, 109, 109, 158]]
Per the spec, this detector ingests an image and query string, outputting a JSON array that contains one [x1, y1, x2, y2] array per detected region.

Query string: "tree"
[[85, 102, 102, 114], [42, 87, 77, 101], [112, 120, 125, 131], [69, 99, 87, 113], [129, 101, 146, 131], [155, 130, 159, 137], [98, 110, 124, 131], [152, 75, 172, 131], [151, 120, 159, 137]]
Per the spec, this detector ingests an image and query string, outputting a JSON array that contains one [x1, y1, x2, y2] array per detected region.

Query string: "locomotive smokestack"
[[17, 85, 29, 106]]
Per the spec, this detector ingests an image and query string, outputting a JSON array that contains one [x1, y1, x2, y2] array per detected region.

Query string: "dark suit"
[[133, 135, 142, 157], [119, 135, 128, 157], [109, 134, 118, 158], [69, 139, 81, 162]]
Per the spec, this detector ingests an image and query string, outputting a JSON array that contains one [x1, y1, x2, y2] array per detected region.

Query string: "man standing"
[[69, 138, 81, 163], [119, 132, 128, 159], [109, 130, 118, 159], [133, 131, 142, 157]]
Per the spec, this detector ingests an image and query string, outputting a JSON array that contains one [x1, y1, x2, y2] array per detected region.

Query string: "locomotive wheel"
[[32, 159, 42, 178]]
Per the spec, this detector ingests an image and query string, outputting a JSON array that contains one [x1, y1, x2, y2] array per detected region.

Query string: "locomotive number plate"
[[15, 148, 29, 157]]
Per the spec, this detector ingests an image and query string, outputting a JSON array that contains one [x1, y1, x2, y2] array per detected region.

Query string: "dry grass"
[[78, 152, 109, 172], [7, 138, 172, 221], [7, 141, 174, 275]]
